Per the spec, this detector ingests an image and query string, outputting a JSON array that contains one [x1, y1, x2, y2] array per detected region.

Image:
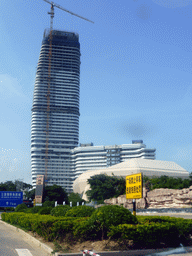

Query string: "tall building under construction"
[[31, 29, 80, 193]]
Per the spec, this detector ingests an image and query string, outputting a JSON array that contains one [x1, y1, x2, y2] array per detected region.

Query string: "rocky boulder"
[[104, 187, 192, 209]]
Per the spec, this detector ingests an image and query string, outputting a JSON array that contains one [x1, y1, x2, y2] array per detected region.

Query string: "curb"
[[0, 219, 54, 255]]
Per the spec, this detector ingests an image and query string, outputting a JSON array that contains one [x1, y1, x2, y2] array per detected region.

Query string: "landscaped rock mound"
[[104, 186, 192, 209]]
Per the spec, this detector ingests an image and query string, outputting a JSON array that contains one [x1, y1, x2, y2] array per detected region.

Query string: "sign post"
[[126, 173, 143, 216]]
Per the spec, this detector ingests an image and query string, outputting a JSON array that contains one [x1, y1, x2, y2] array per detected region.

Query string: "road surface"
[[0, 213, 51, 256]]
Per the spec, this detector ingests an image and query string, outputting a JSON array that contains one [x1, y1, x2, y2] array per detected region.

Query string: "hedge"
[[108, 222, 180, 248], [1, 211, 192, 248], [65, 205, 95, 217], [50, 205, 70, 217]]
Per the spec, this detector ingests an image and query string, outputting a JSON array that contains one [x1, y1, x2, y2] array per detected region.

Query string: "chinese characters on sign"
[[126, 173, 143, 199], [1, 192, 22, 198]]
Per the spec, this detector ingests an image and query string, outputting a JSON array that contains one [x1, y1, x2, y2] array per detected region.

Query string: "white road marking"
[[15, 249, 33, 256]]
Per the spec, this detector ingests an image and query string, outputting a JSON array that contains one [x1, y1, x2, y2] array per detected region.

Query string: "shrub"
[[108, 222, 180, 248], [52, 220, 74, 242], [38, 207, 53, 215], [91, 204, 137, 226], [0, 207, 15, 212], [15, 203, 28, 212], [137, 215, 176, 224], [30, 206, 43, 214], [73, 205, 137, 241], [5, 207, 15, 212], [1, 212, 26, 224], [65, 205, 95, 218], [24, 208, 33, 213], [43, 201, 55, 208], [50, 205, 70, 217]]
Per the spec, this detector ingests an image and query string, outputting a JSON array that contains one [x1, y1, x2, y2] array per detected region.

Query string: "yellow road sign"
[[126, 173, 143, 199]]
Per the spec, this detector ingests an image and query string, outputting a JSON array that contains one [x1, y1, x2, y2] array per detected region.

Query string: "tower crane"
[[43, 0, 94, 30], [42, 0, 94, 185]]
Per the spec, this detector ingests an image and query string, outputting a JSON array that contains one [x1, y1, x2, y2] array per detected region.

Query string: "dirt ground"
[[25, 230, 131, 254]]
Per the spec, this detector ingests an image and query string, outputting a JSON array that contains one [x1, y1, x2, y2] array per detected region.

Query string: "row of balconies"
[[32, 99, 79, 106], [31, 129, 78, 135], [31, 119, 79, 126], [31, 130, 78, 136], [74, 156, 107, 161], [34, 82, 79, 88], [31, 117, 79, 122], [31, 117, 79, 123], [31, 136, 78, 142], [121, 154, 155, 159], [33, 86, 79, 93], [40, 49, 80, 57], [33, 85, 79, 92], [31, 139, 77, 143], [38, 55, 79, 62], [38, 54, 80, 61], [33, 93, 79, 100], [37, 61, 80, 68], [31, 113, 79, 120], [40, 46, 80, 54], [32, 97, 79, 104], [72, 151, 107, 157]]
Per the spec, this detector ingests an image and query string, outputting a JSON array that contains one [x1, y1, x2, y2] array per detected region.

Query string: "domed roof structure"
[[73, 158, 189, 201]]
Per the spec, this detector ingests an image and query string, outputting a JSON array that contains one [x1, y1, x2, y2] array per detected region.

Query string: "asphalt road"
[[0, 213, 51, 256]]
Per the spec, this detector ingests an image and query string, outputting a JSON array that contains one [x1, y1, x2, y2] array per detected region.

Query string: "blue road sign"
[[0, 191, 23, 207]]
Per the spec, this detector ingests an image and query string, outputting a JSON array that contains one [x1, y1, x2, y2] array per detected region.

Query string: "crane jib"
[[43, 0, 94, 29]]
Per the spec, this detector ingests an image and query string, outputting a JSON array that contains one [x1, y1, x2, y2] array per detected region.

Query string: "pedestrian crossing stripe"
[[15, 249, 33, 256]]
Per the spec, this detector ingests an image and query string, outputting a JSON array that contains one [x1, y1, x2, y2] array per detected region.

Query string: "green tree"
[[0, 181, 16, 191], [86, 173, 126, 204], [0, 180, 32, 192], [68, 192, 86, 207], [144, 175, 192, 190], [15, 203, 27, 212], [25, 188, 35, 200], [43, 185, 68, 204]]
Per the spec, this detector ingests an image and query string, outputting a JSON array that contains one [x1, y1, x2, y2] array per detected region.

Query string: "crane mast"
[[42, 0, 94, 185]]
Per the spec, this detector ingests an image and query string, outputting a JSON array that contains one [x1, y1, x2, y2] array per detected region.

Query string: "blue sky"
[[1, 0, 192, 185]]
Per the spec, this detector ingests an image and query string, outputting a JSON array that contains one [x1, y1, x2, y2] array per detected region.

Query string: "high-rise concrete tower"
[[31, 29, 80, 193]]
